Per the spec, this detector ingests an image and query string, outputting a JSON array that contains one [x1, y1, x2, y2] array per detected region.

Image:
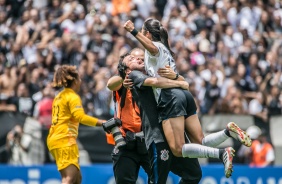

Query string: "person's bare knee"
[[190, 133, 204, 144], [171, 145, 184, 157], [167, 140, 183, 157]]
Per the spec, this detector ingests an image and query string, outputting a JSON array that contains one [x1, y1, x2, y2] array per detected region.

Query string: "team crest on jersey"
[[160, 149, 169, 161]]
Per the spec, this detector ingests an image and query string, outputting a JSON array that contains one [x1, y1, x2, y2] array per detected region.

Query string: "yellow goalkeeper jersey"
[[47, 88, 98, 150]]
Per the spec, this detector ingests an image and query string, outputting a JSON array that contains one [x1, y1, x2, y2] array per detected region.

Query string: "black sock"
[[224, 129, 231, 137], [219, 148, 225, 161]]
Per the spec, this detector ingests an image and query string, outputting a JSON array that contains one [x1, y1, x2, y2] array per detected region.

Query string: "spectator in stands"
[[238, 126, 275, 167], [92, 68, 112, 120], [200, 74, 221, 115], [8, 0, 25, 18], [5, 125, 26, 165], [250, 131, 275, 167], [17, 59, 30, 84], [111, 0, 131, 17], [0, 94, 16, 112], [229, 91, 248, 114], [220, 84, 248, 115], [154, 0, 167, 19], [0, 63, 17, 98], [5, 44, 24, 66], [87, 31, 112, 67], [33, 83, 54, 128], [28, 68, 42, 96], [19, 117, 45, 166], [266, 85, 282, 116], [10, 83, 34, 116], [200, 59, 224, 87]]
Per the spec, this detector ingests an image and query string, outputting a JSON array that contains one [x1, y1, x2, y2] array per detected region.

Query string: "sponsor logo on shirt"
[[75, 105, 82, 108]]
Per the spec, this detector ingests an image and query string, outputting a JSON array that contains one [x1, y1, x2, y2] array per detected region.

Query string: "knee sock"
[[182, 143, 222, 159], [202, 130, 229, 147]]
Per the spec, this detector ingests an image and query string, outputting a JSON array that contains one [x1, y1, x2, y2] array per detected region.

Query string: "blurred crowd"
[[0, 0, 281, 165]]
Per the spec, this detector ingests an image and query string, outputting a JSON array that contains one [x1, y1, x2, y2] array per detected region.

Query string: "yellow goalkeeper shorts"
[[50, 144, 80, 171]]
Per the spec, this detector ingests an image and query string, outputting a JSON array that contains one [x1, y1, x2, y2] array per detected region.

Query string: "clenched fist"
[[123, 20, 135, 32]]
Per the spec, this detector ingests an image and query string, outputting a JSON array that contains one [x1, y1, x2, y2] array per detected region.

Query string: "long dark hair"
[[143, 18, 174, 57]]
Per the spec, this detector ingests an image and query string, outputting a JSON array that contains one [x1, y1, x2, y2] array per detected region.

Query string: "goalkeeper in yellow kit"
[[47, 65, 105, 184]]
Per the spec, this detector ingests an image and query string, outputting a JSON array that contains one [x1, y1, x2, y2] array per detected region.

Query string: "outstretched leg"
[[184, 115, 252, 147], [162, 116, 235, 178], [200, 122, 252, 147]]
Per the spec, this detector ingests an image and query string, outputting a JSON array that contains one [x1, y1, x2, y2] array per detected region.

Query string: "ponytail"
[[144, 18, 174, 57], [159, 26, 174, 57]]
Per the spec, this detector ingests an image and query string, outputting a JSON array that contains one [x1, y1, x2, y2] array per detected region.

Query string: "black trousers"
[[149, 142, 202, 184], [112, 142, 151, 184]]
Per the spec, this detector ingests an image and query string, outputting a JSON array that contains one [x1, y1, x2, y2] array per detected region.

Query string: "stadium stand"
[[269, 116, 282, 165]]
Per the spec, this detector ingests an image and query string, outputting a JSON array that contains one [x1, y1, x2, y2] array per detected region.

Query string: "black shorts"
[[157, 88, 197, 121], [149, 142, 202, 184], [112, 145, 151, 184]]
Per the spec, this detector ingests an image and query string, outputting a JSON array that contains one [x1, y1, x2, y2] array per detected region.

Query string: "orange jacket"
[[106, 89, 141, 145], [250, 140, 273, 167]]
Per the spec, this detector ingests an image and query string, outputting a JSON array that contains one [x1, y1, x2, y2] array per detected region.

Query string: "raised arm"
[[124, 20, 158, 56]]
